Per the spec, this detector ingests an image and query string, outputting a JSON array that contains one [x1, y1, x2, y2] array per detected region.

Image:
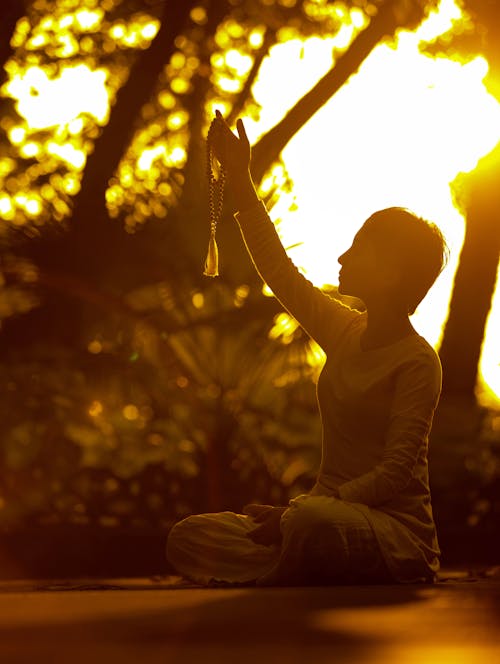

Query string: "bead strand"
[[204, 127, 226, 277]]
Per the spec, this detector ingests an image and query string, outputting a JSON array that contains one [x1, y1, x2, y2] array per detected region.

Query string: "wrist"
[[230, 170, 259, 212]]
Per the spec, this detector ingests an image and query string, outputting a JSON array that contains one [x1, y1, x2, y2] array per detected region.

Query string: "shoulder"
[[409, 335, 442, 376], [396, 335, 442, 399], [316, 294, 362, 351]]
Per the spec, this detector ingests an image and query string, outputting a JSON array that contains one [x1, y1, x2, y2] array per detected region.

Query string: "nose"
[[338, 251, 346, 265]]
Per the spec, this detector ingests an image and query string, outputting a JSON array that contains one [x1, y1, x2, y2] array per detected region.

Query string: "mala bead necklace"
[[204, 120, 226, 277]]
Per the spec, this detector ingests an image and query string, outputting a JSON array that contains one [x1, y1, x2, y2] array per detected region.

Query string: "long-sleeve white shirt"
[[235, 201, 441, 582]]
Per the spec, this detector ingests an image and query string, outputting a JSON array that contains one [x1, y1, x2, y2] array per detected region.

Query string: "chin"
[[337, 280, 350, 296], [338, 282, 360, 300]]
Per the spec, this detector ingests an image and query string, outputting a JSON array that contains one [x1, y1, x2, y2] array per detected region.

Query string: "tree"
[[1, 0, 433, 345], [0, 0, 438, 516], [424, 0, 500, 400]]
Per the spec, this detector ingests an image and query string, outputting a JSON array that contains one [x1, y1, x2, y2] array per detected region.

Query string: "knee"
[[281, 498, 350, 582], [282, 497, 337, 542], [283, 498, 348, 550]]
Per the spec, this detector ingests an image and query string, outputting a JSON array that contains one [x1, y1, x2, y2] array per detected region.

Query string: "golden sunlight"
[[2, 0, 499, 402], [0, 3, 160, 228], [247, 0, 500, 403], [5, 64, 109, 129]]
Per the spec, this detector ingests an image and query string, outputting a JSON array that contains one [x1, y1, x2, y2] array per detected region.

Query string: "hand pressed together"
[[208, 110, 251, 180], [244, 503, 286, 546], [207, 110, 260, 212]]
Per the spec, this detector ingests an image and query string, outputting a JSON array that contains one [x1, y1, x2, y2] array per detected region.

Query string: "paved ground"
[[0, 569, 498, 664]]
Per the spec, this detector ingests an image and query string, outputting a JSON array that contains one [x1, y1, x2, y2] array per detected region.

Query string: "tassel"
[[204, 117, 226, 277], [203, 235, 219, 277]]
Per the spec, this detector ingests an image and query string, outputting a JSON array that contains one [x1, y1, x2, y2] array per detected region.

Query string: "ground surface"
[[0, 570, 498, 664]]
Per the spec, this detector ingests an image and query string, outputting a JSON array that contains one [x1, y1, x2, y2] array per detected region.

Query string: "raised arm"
[[209, 112, 357, 350]]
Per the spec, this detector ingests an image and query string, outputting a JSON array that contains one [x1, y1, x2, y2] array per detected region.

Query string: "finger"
[[214, 117, 236, 145], [211, 109, 225, 133], [214, 109, 230, 130], [236, 118, 249, 145]]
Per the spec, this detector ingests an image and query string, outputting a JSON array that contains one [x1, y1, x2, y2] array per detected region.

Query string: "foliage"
[[0, 0, 356, 231], [0, 0, 384, 530], [430, 400, 500, 546], [0, 0, 498, 549], [0, 279, 326, 529]]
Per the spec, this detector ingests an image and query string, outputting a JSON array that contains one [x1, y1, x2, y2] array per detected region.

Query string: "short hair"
[[363, 207, 449, 315]]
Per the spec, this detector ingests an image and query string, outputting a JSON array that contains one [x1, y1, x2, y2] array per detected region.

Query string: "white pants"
[[166, 495, 391, 586]]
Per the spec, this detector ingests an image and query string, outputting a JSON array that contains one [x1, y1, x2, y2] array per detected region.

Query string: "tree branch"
[[226, 27, 275, 126], [250, 0, 423, 183], [71, 0, 194, 227]]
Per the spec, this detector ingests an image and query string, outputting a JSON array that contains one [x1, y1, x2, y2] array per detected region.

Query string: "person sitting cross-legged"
[[166, 111, 448, 586]]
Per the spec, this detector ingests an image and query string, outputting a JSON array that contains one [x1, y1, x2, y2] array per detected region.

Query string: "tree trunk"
[[71, 1, 194, 234], [439, 142, 500, 398], [0, 2, 196, 351]]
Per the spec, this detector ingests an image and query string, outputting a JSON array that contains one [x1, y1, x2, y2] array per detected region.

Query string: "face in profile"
[[339, 207, 448, 314], [337, 223, 401, 304]]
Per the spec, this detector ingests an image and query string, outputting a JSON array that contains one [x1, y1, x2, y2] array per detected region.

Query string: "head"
[[338, 207, 449, 315]]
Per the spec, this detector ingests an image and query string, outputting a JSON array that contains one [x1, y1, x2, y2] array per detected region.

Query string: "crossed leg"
[[166, 495, 390, 586]]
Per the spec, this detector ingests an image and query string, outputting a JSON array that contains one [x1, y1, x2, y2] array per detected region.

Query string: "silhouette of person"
[[167, 111, 448, 586]]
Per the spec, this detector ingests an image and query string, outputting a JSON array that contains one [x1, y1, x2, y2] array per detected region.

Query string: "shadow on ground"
[[0, 574, 499, 664]]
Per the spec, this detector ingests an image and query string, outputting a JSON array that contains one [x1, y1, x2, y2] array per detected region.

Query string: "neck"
[[361, 300, 415, 350]]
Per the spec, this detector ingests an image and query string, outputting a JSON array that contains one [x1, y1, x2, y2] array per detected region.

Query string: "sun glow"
[[246, 0, 500, 403], [5, 64, 109, 129], [2, 0, 499, 403]]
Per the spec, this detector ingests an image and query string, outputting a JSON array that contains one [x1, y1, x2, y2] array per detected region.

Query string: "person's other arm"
[[337, 355, 442, 506]]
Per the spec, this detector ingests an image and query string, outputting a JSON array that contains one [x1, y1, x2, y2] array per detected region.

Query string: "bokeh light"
[[1, 0, 499, 402]]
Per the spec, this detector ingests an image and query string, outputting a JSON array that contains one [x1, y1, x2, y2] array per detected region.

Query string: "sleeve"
[[337, 353, 442, 506], [235, 201, 358, 350]]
